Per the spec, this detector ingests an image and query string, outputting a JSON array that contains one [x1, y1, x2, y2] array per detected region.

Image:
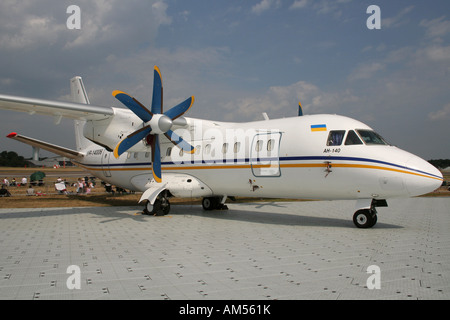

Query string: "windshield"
[[345, 130, 363, 145], [356, 130, 389, 145]]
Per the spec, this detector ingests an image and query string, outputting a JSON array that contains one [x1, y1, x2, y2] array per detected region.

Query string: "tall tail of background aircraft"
[[70, 76, 92, 152]]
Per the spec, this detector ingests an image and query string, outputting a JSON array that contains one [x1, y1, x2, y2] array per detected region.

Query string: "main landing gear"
[[143, 191, 171, 216], [352, 199, 387, 228], [202, 196, 228, 211], [142, 193, 229, 216]]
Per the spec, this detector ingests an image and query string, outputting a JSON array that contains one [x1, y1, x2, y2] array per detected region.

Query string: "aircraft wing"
[[6, 132, 84, 159], [0, 94, 114, 121]]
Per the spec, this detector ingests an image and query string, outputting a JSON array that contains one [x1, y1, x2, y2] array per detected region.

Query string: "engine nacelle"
[[131, 173, 213, 201], [83, 108, 149, 152]]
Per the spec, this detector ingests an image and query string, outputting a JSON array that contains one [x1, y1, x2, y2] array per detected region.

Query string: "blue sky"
[[0, 0, 449, 159]]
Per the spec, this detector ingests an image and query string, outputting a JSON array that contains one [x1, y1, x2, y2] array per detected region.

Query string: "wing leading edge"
[[0, 94, 114, 121]]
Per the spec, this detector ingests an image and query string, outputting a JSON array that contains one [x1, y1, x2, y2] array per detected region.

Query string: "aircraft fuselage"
[[76, 113, 442, 202]]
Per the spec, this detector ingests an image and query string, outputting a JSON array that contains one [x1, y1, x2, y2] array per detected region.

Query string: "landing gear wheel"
[[202, 197, 220, 211], [154, 198, 170, 216], [353, 209, 377, 228], [143, 198, 170, 216], [143, 201, 154, 215]]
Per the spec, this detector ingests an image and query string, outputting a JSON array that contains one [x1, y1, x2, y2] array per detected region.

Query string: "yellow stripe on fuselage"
[[281, 163, 442, 181], [77, 161, 442, 181]]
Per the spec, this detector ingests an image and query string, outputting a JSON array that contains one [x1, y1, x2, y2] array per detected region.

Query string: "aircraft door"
[[101, 151, 112, 177], [250, 132, 281, 177]]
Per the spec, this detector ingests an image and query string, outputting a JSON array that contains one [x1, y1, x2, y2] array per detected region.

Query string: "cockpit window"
[[345, 130, 363, 145], [327, 130, 345, 146], [356, 130, 389, 145]]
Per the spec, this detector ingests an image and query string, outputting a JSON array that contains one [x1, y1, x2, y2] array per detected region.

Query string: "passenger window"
[[195, 145, 201, 155], [222, 143, 228, 154], [145, 152, 150, 158], [204, 144, 211, 155], [166, 147, 172, 157], [255, 140, 263, 152], [345, 130, 363, 145], [327, 130, 345, 146], [267, 139, 275, 152], [234, 142, 241, 153]]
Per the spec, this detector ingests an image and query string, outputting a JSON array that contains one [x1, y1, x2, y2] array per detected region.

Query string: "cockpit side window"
[[356, 130, 389, 145], [327, 130, 345, 146], [345, 130, 363, 145]]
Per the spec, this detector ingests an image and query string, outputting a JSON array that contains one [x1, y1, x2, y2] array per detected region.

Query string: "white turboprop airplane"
[[0, 66, 443, 228]]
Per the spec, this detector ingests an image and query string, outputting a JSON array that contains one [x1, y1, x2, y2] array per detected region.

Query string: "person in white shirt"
[[26, 185, 35, 196]]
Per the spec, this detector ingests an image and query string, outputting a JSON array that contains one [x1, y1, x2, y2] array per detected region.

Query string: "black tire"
[[143, 201, 153, 215], [202, 197, 220, 211], [161, 199, 170, 216], [143, 198, 170, 216], [353, 209, 377, 228]]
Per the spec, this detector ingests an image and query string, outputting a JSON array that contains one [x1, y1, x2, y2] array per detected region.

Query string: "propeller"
[[112, 66, 195, 183]]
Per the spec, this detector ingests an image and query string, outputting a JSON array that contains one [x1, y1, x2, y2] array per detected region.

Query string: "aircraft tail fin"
[[70, 76, 91, 151], [71, 76, 90, 104]]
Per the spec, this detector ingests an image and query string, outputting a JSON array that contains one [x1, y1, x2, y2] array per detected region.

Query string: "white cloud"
[[348, 62, 385, 81], [420, 16, 450, 40], [251, 0, 281, 15], [422, 45, 450, 61], [152, 1, 172, 26], [0, 1, 172, 50], [0, 12, 66, 50], [382, 5, 414, 28], [222, 80, 360, 121], [289, 0, 308, 10], [65, 0, 172, 49], [428, 103, 450, 121], [231, 81, 320, 118]]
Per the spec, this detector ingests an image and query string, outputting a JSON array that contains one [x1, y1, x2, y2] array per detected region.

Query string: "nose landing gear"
[[353, 199, 386, 228], [353, 209, 378, 228]]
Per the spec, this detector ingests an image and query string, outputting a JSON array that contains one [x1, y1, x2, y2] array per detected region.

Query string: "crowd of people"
[[1, 175, 132, 197], [2, 176, 28, 187], [1, 176, 32, 197]]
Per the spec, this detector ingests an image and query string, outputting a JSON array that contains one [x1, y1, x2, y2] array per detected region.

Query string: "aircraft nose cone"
[[404, 156, 443, 197]]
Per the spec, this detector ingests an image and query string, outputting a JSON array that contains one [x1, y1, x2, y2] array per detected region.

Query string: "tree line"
[[428, 159, 450, 169], [0, 151, 32, 167]]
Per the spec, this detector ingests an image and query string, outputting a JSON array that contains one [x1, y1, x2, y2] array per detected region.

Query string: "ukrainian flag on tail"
[[311, 124, 327, 132]]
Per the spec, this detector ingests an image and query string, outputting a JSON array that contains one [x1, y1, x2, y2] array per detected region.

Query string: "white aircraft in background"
[[0, 66, 443, 228]]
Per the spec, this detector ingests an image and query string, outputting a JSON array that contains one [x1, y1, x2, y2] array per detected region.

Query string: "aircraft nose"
[[404, 156, 443, 197]]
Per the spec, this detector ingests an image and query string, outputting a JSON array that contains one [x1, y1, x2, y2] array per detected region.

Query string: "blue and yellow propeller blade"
[[164, 96, 194, 121], [150, 135, 162, 183], [113, 126, 151, 159], [112, 65, 195, 183], [151, 66, 163, 115], [112, 90, 153, 122], [165, 130, 195, 154]]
